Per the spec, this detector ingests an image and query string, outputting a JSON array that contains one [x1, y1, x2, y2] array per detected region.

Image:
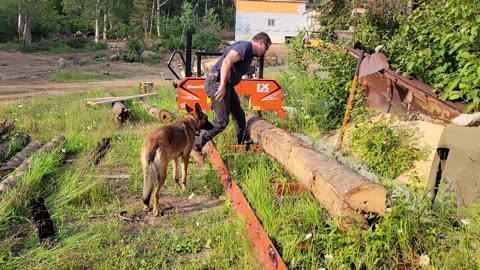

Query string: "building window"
[[268, 19, 275, 27]]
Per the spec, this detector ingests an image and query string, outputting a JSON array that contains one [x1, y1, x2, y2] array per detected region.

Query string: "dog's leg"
[[172, 158, 179, 186], [152, 158, 168, 216], [179, 155, 189, 190]]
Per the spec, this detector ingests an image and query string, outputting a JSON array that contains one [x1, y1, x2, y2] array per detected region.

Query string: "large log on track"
[[246, 116, 386, 225]]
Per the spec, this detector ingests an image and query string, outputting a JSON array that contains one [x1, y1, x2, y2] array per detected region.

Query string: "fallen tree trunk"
[[0, 119, 14, 136], [246, 115, 386, 226], [93, 138, 111, 165], [0, 140, 42, 177], [0, 135, 65, 198], [0, 133, 31, 161], [138, 99, 173, 122]]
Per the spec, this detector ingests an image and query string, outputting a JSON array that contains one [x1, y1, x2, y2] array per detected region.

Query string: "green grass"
[[49, 70, 102, 82], [225, 153, 480, 269], [0, 39, 107, 54], [0, 84, 479, 269], [0, 87, 262, 269], [0, 41, 23, 51]]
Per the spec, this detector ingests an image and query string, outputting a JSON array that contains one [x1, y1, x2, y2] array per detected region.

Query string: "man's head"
[[252, 32, 272, 57]]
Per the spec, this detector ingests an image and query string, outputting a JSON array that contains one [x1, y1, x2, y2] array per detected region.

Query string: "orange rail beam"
[[204, 141, 288, 270]]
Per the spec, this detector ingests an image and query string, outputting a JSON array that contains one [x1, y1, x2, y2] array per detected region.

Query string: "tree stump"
[[139, 82, 154, 93], [246, 115, 386, 226], [30, 197, 56, 248], [106, 93, 131, 124], [93, 138, 111, 165], [112, 102, 131, 123]]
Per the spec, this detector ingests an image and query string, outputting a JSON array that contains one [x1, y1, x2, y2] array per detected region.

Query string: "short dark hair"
[[252, 32, 272, 47]]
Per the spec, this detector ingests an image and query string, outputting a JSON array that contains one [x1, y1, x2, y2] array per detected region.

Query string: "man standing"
[[191, 32, 271, 163]]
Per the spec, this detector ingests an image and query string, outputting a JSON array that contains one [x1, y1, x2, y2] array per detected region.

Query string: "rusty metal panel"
[[346, 47, 465, 123], [204, 142, 288, 270]]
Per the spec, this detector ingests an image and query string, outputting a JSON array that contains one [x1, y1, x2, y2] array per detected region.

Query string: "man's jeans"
[[193, 78, 247, 151]]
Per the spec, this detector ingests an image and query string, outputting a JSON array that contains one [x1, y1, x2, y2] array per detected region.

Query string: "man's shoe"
[[190, 150, 205, 165]]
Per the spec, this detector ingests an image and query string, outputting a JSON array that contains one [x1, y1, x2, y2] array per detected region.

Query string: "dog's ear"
[[194, 102, 202, 115], [185, 104, 193, 113]]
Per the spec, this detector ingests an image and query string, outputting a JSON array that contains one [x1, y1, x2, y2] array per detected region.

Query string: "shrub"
[[122, 38, 143, 62], [346, 119, 428, 179], [386, 0, 480, 111]]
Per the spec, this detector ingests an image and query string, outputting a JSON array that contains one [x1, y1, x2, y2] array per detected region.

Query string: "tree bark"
[[17, 11, 23, 38], [156, 0, 168, 37], [0, 135, 65, 199], [246, 115, 386, 226], [0, 140, 42, 177], [149, 0, 155, 37], [0, 119, 14, 137], [95, 0, 100, 43], [156, 0, 160, 37], [0, 133, 30, 163], [106, 93, 131, 123], [103, 9, 107, 41], [139, 99, 172, 122], [23, 15, 32, 48]]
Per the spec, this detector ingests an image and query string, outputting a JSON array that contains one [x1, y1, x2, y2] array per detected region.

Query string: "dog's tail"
[[141, 145, 157, 208]]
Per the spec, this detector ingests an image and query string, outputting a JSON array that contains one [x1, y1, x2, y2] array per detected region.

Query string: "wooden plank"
[[87, 93, 157, 105]]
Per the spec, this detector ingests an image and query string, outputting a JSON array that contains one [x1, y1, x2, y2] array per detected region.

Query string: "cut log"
[[30, 197, 56, 248], [93, 138, 111, 165], [112, 102, 131, 123], [0, 119, 14, 137], [139, 82, 154, 93], [0, 135, 65, 199], [138, 99, 173, 122], [246, 115, 386, 226], [0, 133, 31, 161], [107, 93, 131, 124], [0, 140, 42, 177]]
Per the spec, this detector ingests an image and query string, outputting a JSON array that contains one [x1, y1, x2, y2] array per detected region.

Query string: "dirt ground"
[[0, 44, 287, 101], [0, 50, 170, 100]]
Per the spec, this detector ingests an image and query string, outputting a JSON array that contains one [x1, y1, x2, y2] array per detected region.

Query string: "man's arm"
[[214, 50, 242, 101]]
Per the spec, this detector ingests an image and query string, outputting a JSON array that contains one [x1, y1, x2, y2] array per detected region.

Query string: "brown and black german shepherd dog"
[[141, 102, 213, 216]]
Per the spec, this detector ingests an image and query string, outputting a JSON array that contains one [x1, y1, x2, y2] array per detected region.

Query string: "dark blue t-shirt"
[[210, 41, 254, 86]]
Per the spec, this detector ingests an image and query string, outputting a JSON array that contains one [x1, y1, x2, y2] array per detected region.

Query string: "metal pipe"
[[185, 31, 192, 77]]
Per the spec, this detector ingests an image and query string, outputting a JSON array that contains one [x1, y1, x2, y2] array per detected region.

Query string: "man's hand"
[[214, 84, 226, 101]]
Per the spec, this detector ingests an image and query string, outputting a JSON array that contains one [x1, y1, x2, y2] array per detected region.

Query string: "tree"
[[15, 0, 62, 48]]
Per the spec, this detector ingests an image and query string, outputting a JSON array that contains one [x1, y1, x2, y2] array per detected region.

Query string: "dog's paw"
[[152, 209, 160, 216], [181, 184, 187, 190], [143, 205, 150, 212]]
